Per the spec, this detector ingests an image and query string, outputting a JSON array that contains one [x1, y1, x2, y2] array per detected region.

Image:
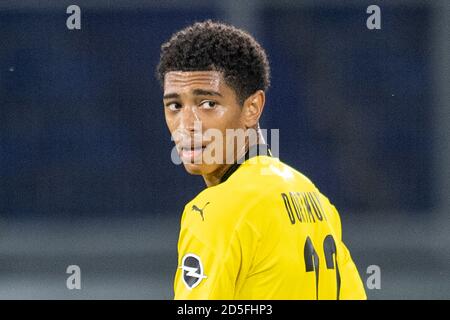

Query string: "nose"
[[179, 105, 200, 132]]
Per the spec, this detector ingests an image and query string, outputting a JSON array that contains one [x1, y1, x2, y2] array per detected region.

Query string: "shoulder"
[[234, 156, 317, 189], [223, 156, 320, 209], [180, 156, 339, 243], [226, 156, 342, 230]]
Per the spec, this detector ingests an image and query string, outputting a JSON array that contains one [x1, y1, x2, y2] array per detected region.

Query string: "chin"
[[182, 163, 218, 176], [183, 163, 202, 175]]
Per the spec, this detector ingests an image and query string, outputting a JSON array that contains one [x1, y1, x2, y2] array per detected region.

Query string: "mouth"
[[179, 144, 208, 162]]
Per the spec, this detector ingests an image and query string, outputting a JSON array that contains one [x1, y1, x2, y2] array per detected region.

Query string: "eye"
[[200, 100, 217, 109], [166, 102, 182, 111]]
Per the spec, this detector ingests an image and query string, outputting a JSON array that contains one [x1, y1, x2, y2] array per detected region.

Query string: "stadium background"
[[0, 0, 448, 299]]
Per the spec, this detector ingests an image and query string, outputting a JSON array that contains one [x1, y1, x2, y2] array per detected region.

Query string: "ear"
[[242, 90, 265, 128]]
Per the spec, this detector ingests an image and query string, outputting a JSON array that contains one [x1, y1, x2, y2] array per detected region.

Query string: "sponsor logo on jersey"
[[179, 253, 207, 289]]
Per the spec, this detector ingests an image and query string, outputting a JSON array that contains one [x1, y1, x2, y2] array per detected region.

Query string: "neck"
[[202, 127, 266, 187], [202, 163, 235, 188]]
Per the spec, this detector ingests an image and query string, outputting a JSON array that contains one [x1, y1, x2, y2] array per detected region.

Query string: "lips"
[[179, 144, 207, 162]]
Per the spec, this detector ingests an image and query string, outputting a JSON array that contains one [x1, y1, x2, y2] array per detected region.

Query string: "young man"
[[157, 20, 366, 299]]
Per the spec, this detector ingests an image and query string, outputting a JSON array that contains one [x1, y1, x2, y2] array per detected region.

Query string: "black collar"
[[219, 144, 272, 183]]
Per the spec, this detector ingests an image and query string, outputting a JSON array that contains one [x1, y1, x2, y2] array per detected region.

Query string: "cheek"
[[211, 105, 243, 129], [164, 113, 177, 133], [212, 106, 226, 119]]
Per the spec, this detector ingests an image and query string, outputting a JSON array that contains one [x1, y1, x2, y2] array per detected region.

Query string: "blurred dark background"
[[0, 0, 449, 299]]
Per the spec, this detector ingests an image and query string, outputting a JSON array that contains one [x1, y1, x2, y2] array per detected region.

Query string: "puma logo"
[[191, 202, 210, 221]]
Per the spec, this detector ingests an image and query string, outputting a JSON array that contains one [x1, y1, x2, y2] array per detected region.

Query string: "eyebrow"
[[163, 89, 223, 100], [163, 93, 180, 100], [192, 89, 223, 97]]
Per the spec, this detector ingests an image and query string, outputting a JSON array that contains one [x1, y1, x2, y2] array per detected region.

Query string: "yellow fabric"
[[174, 156, 366, 300]]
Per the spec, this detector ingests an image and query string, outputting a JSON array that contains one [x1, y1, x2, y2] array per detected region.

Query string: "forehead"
[[163, 71, 223, 93]]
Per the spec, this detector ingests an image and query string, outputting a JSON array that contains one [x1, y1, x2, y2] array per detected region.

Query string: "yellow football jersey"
[[174, 148, 366, 300]]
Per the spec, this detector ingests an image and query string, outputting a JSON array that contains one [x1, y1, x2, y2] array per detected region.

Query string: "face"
[[163, 71, 247, 176]]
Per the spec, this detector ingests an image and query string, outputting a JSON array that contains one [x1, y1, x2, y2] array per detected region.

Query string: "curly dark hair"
[[156, 20, 270, 105]]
